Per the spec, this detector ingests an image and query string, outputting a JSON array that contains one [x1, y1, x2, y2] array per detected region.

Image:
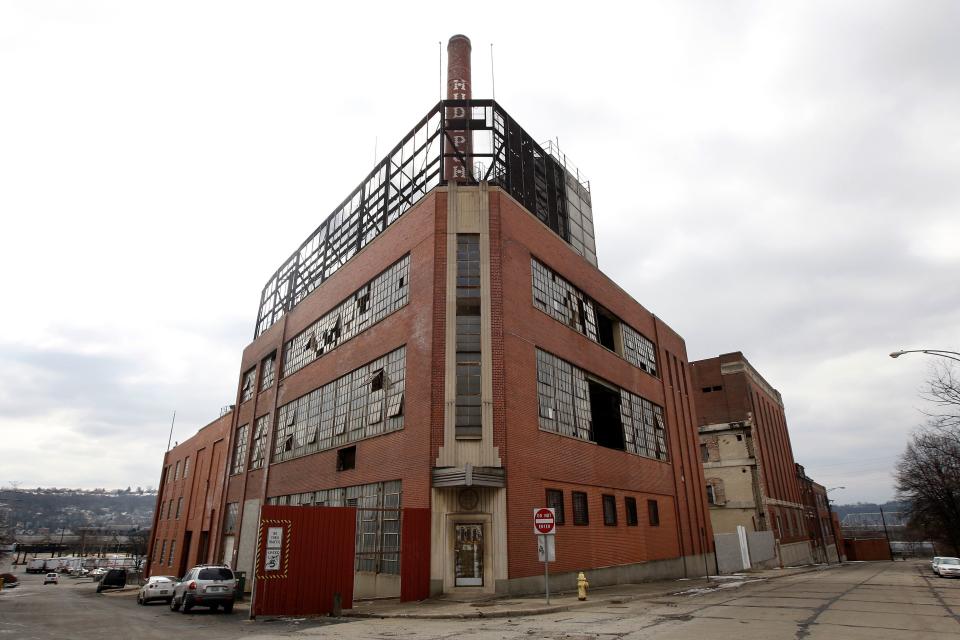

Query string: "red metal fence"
[[253, 505, 356, 617], [844, 538, 892, 562], [400, 508, 431, 602]]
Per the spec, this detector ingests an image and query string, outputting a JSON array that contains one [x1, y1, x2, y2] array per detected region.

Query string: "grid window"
[[173, 461, 180, 481], [270, 480, 402, 576], [546, 489, 565, 525], [625, 497, 638, 526], [168, 540, 176, 566], [159, 540, 166, 565], [648, 499, 660, 526], [240, 368, 256, 403], [231, 424, 249, 475], [260, 354, 276, 391], [273, 347, 406, 463], [250, 415, 269, 470], [456, 234, 482, 439], [572, 491, 589, 525], [175, 497, 183, 519], [531, 258, 657, 377], [282, 256, 410, 378], [224, 503, 239, 534], [182, 457, 189, 478], [537, 348, 667, 461], [602, 494, 618, 526]]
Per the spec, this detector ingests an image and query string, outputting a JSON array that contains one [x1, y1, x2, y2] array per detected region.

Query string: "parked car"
[[95, 569, 127, 593], [43, 573, 59, 585], [0, 573, 20, 588], [137, 575, 177, 605], [936, 557, 960, 578], [932, 556, 943, 572], [90, 567, 108, 580], [170, 565, 236, 614]]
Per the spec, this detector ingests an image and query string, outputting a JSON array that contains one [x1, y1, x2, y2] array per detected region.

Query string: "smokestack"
[[445, 34, 472, 182]]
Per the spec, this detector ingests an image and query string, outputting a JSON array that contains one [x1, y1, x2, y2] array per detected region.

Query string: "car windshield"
[[942, 558, 960, 565], [198, 568, 233, 581]]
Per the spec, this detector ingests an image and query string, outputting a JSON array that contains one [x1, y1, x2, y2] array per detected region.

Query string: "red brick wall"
[[218, 191, 442, 559], [148, 411, 231, 577], [494, 190, 712, 580]]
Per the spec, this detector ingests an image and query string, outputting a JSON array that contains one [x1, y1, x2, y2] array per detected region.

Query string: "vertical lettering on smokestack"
[[445, 34, 472, 182]]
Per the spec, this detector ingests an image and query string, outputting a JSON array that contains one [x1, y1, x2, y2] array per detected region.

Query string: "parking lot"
[[2, 559, 959, 639]]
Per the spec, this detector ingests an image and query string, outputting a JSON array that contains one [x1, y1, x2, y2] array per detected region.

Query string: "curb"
[[342, 563, 839, 620]]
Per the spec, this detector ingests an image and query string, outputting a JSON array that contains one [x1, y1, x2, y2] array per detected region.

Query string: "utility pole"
[[879, 506, 894, 561]]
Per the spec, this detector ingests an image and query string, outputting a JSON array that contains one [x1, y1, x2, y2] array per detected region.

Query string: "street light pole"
[[889, 349, 960, 364]]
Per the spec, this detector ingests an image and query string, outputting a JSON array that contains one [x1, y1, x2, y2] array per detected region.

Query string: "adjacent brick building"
[[146, 410, 231, 578], [691, 352, 815, 566]]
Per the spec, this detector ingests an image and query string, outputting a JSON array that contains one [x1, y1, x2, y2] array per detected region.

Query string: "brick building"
[[797, 464, 841, 563], [146, 410, 231, 578], [691, 352, 815, 566], [152, 35, 715, 600]]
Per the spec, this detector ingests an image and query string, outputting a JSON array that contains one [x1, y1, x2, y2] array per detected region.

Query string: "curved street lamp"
[[889, 349, 960, 364]]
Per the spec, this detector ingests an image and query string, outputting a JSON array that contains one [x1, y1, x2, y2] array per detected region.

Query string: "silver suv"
[[169, 565, 236, 613]]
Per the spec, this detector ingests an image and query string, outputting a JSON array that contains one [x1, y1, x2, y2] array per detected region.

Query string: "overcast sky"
[[1, 1, 957, 504]]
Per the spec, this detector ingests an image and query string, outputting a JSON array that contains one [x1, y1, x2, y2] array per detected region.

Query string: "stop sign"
[[534, 507, 556, 535]]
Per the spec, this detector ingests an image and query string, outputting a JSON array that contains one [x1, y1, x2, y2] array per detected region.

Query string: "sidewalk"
[[344, 563, 837, 619]]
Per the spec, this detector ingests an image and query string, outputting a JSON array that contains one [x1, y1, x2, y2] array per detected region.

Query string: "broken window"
[[589, 379, 624, 451], [272, 347, 406, 463], [594, 307, 618, 352], [602, 494, 618, 526], [337, 446, 356, 471], [230, 424, 249, 475], [250, 415, 269, 470], [530, 258, 657, 376], [370, 369, 385, 392], [282, 256, 410, 378], [240, 368, 256, 403], [260, 354, 276, 391], [700, 443, 710, 462]]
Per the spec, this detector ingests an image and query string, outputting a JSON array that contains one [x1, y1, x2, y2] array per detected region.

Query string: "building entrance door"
[[454, 523, 483, 586]]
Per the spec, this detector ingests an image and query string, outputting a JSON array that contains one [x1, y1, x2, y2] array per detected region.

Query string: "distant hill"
[[0, 487, 156, 536]]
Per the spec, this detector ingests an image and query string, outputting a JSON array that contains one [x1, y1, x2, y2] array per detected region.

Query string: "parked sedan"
[[932, 556, 942, 572], [43, 572, 59, 585], [936, 557, 960, 578], [138, 575, 177, 605]]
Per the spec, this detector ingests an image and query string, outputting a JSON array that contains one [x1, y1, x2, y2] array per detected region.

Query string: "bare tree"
[[896, 363, 960, 554]]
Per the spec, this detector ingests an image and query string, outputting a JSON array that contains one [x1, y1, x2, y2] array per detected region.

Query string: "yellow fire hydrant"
[[577, 572, 589, 600]]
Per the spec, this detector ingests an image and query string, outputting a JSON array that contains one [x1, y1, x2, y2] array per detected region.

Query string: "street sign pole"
[[542, 534, 550, 604]]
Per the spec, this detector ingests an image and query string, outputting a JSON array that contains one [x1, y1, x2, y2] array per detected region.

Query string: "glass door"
[[454, 523, 483, 586]]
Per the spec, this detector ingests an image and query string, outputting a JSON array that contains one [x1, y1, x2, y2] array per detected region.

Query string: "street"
[[2, 560, 959, 639]]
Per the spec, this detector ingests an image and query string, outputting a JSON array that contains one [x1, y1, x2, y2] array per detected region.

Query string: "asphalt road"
[[3, 560, 959, 639]]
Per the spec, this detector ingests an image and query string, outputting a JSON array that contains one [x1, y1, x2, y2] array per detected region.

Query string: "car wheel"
[[181, 599, 192, 614], [223, 603, 234, 614], [170, 596, 181, 612]]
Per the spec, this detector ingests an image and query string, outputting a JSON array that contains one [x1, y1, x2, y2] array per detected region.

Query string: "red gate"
[[400, 507, 431, 601], [253, 505, 356, 617]]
